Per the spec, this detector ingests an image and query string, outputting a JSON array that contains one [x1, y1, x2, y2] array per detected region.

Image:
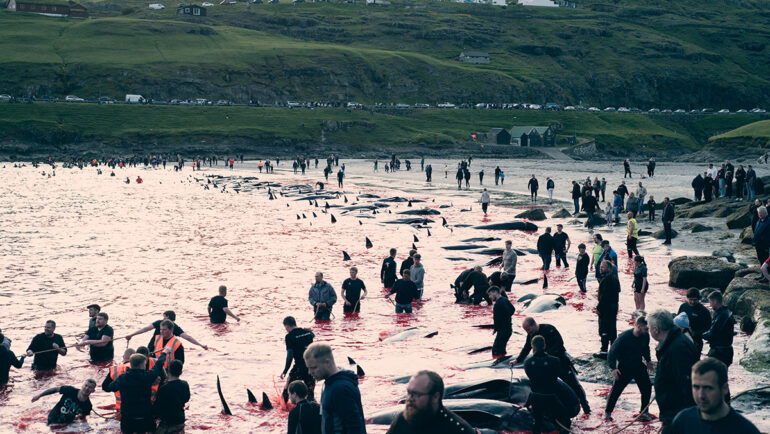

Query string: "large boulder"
[[653, 229, 678, 239], [741, 317, 770, 372], [740, 226, 754, 244], [584, 214, 607, 227], [726, 205, 753, 229], [668, 256, 745, 289], [712, 249, 735, 263], [551, 208, 572, 218], [682, 222, 713, 233], [676, 200, 744, 219], [515, 209, 547, 221]]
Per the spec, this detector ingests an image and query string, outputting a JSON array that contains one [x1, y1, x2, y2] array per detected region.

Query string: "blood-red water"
[[0, 160, 766, 433]]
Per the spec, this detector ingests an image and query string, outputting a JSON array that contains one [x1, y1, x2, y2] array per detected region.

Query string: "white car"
[[414, 103, 430, 108], [587, 107, 600, 112], [0, 94, 11, 101], [437, 102, 456, 108], [674, 109, 686, 114], [736, 109, 748, 114], [718, 109, 730, 114], [148, 3, 165, 9], [617, 107, 630, 112], [202, 2, 213, 5], [751, 108, 766, 113], [648, 108, 660, 113], [603, 107, 616, 112], [564, 106, 576, 111], [65, 95, 84, 102]]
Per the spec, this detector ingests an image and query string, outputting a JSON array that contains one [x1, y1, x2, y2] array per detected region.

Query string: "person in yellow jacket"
[[626, 212, 640, 258]]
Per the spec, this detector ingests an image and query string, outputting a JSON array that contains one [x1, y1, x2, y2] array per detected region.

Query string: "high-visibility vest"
[[109, 362, 129, 410], [152, 335, 183, 369], [147, 357, 160, 403], [628, 218, 639, 238]]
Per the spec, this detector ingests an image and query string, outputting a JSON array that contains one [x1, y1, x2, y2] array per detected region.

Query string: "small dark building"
[[485, 128, 512, 145], [6, 0, 88, 17], [509, 125, 555, 147], [177, 3, 206, 15]]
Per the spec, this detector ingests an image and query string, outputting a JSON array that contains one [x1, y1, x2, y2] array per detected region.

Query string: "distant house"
[[518, 0, 558, 7], [366, 0, 390, 5], [177, 3, 206, 15], [509, 125, 555, 147], [459, 51, 490, 64], [485, 128, 512, 145], [6, 0, 88, 17]]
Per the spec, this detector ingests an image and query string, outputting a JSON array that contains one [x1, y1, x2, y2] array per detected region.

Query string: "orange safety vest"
[[147, 357, 160, 403], [109, 362, 130, 410], [152, 335, 183, 369]]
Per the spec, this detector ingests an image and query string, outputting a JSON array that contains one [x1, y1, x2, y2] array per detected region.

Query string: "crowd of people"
[[1, 155, 765, 434]]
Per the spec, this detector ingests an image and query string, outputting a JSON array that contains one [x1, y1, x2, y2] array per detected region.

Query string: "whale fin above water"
[[365, 237, 373, 248], [261, 392, 273, 410], [356, 365, 366, 376], [412, 243, 417, 250], [348, 356, 356, 365], [427, 229, 432, 237], [343, 251, 351, 261], [413, 235, 419, 243], [247, 389, 258, 403], [217, 375, 232, 415], [331, 214, 337, 223]]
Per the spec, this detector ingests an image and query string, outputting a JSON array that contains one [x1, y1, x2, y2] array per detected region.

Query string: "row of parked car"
[[0, 94, 766, 114]]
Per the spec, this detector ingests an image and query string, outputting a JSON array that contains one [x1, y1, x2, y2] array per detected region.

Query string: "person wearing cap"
[[87, 304, 100, 330], [674, 312, 695, 344], [604, 315, 654, 422]]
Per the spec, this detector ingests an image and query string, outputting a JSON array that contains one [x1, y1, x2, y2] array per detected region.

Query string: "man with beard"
[[387, 370, 475, 434], [281, 316, 316, 403]]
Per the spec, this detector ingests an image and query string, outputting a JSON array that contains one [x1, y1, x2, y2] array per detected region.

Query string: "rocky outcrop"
[[723, 274, 770, 373], [583, 214, 607, 227], [712, 249, 735, 263], [740, 226, 754, 244], [726, 205, 753, 229], [668, 256, 744, 290], [515, 209, 547, 221], [681, 222, 712, 233], [653, 229, 678, 239], [551, 208, 572, 218], [676, 199, 745, 219]]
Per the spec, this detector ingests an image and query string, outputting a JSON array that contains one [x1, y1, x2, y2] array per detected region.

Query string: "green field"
[[0, 101, 765, 155], [709, 120, 770, 148], [1, 0, 769, 109]]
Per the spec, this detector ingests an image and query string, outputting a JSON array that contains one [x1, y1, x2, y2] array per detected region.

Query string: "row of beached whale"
[[199, 176, 566, 431]]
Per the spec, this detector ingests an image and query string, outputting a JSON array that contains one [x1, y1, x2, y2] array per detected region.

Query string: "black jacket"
[[597, 273, 620, 314], [547, 179, 554, 189], [703, 306, 735, 347], [525, 352, 561, 395], [0, 345, 24, 385], [493, 297, 515, 332], [571, 183, 581, 199], [607, 328, 651, 371], [537, 233, 554, 255], [460, 270, 489, 296], [387, 405, 475, 434], [381, 256, 397, 283], [677, 302, 711, 339], [582, 194, 597, 214], [654, 329, 698, 421], [288, 399, 321, 434], [321, 370, 366, 434], [663, 202, 675, 222], [399, 257, 414, 277], [691, 174, 704, 192], [528, 178, 539, 191], [105, 352, 166, 418]]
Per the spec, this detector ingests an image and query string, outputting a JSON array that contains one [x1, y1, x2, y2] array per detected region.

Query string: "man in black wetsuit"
[[537, 227, 554, 271], [381, 248, 398, 290], [670, 358, 760, 434], [525, 335, 573, 434], [400, 249, 416, 277], [513, 317, 591, 415], [604, 315, 654, 422], [677, 288, 711, 354], [452, 268, 474, 303], [528, 174, 539, 202], [105, 349, 170, 433], [597, 260, 620, 356], [488, 287, 514, 358], [281, 316, 316, 402], [702, 291, 735, 368], [460, 266, 490, 305]]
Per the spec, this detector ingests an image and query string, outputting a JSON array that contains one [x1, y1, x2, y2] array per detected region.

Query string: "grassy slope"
[[709, 120, 770, 148], [1, 0, 770, 107], [0, 101, 765, 151]]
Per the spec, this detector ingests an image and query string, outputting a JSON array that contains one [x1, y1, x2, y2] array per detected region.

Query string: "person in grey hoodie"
[[409, 254, 425, 299], [304, 343, 366, 434], [308, 272, 337, 321]]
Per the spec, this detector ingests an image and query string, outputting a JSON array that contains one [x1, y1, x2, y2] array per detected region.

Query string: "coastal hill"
[[1, 0, 770, 108]]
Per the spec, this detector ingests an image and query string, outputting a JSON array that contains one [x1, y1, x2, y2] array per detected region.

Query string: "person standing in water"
[[208, 285, 240, 324]]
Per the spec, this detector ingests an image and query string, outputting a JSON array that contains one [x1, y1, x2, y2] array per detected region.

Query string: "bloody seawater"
[[0, 159, 767, 433]]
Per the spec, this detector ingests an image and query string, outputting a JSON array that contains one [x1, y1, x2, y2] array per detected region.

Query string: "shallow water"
[[0, 158, 767, 433]]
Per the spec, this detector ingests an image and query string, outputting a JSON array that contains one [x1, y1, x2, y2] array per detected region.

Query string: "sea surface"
[[0, 158, 767, 433]]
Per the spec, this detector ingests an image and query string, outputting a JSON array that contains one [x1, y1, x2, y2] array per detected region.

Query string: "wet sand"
[[0, 158, 767, 433]]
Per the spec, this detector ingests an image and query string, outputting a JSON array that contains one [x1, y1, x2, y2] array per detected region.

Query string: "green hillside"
[[0, 101, 765, 157], [709, 120, 770, 149], [1, 0, 770, 108]]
